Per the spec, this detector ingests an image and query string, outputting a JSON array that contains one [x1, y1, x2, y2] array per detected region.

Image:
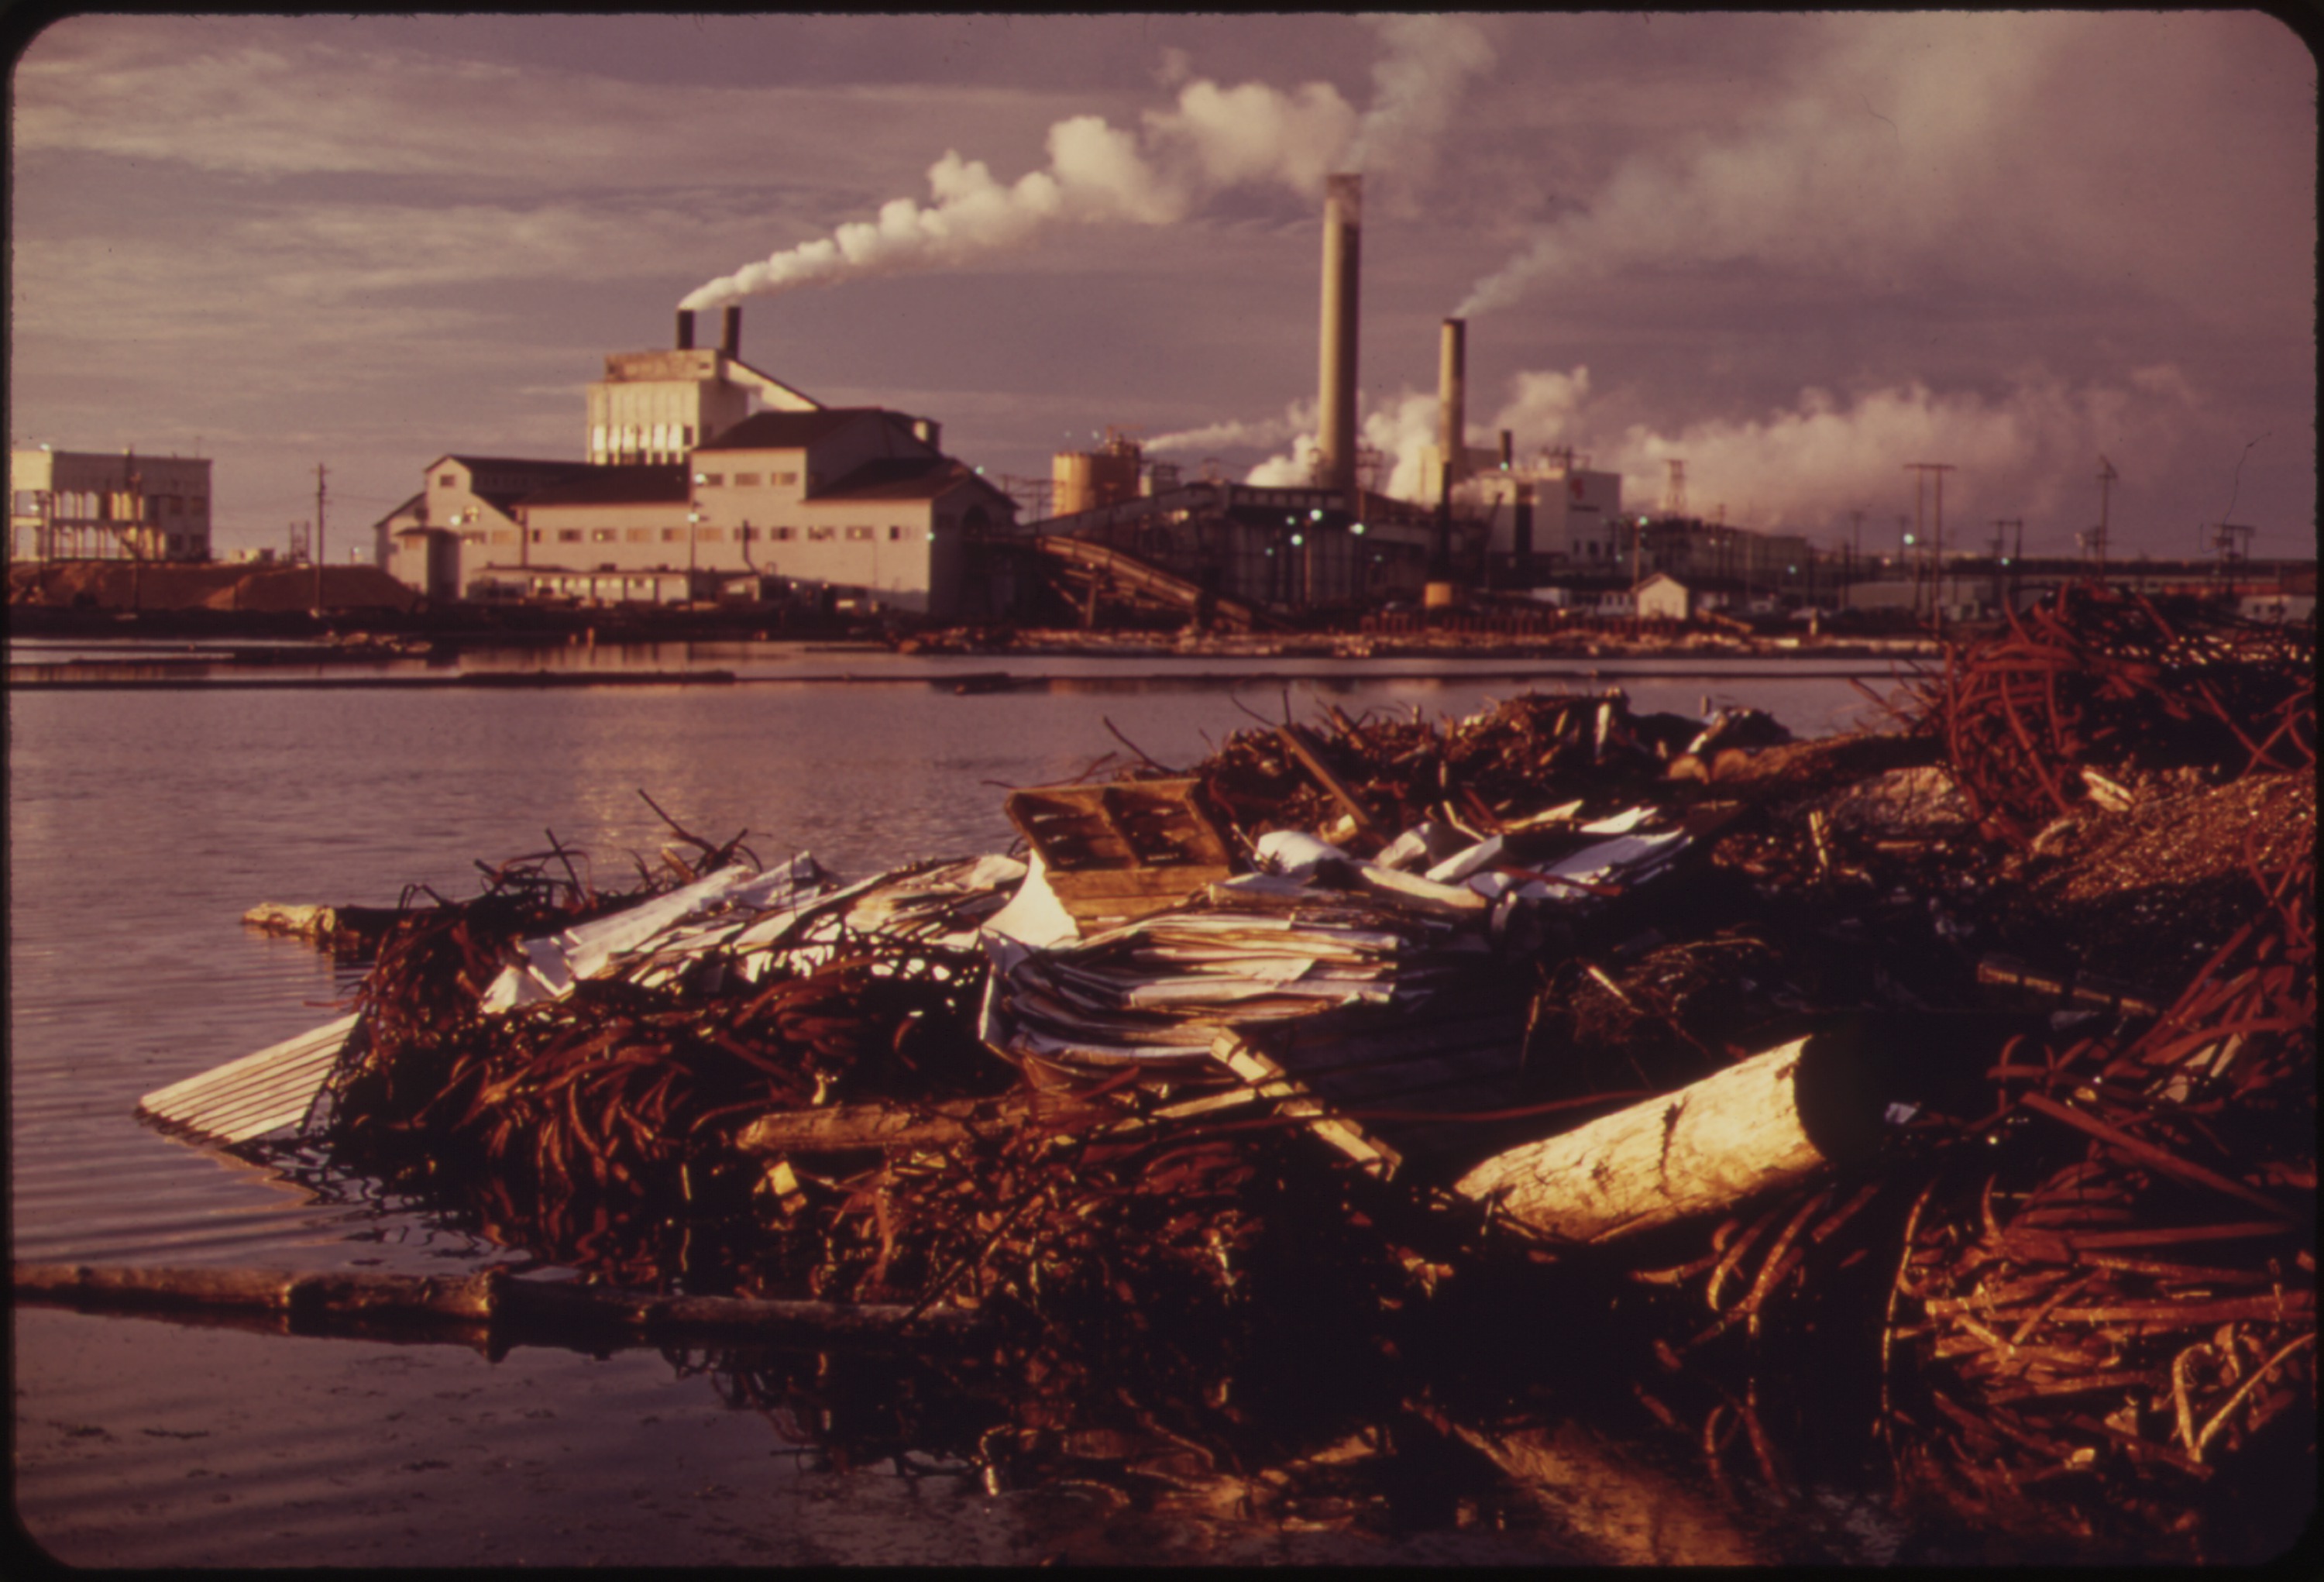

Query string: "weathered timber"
[[734, 1090, 1126, 1155], [1454, 1026, 1895, 1243], [13, 1261, 992, 1343], [242, 901, 412, 951], [1277, 723, 1393, 847]]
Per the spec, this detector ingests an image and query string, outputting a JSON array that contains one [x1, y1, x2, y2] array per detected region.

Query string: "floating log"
[[734, 1090, 1125, 1156], [1454, 1021, 1910, 1243], [242, 901, 411, 951], [13, 1262, 991, 1344]]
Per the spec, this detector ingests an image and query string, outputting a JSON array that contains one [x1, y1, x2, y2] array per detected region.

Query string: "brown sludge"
[[143, 584, 2310, 1556]]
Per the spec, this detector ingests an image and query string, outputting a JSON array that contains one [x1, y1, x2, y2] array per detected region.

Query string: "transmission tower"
[[2088, 455, 2118, 570]]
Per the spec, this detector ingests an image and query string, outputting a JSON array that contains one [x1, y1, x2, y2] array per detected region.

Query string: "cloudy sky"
[[9, 11, 2314, 561]]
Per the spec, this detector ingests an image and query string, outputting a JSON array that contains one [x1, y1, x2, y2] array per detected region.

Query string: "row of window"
[[518, 524, 910, 545], [696, 472, 800, 488]]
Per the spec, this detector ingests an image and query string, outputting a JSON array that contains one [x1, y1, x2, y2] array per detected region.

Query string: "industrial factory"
[[380, 306, 1018, 620], [9, 446, 213, 564], [361, 171, 2305, 632]]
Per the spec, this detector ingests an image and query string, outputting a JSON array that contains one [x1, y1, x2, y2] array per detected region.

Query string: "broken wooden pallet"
[[1004, 779, 1237, 930]]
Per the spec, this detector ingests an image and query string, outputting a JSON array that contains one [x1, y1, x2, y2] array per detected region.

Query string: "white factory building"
[[9, 446, 213, 563], [383, 308, 1016, 617]]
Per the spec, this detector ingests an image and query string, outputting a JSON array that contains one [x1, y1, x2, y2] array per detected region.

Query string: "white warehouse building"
[[382, 308, 1018, 617]]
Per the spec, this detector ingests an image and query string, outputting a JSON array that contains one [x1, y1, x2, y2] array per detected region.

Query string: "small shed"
[[1635, 571, 1693, 622]]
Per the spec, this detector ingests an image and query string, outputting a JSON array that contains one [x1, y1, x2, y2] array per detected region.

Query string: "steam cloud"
[[682, 17, 1495, 311], [1452, 15, 2172, 321], [1232, 362, 2199, 546]]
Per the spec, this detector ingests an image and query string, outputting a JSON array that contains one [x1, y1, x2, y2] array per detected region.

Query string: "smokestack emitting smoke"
[[675, 309, 696, 351], [1316, 174, 1362, 496], [677, 19, 1494, 314], [720, 305, 741, 359], [1438, 317, 1466, 490]]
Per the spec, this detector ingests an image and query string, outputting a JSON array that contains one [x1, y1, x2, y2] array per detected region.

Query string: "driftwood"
[[1455, 1026, 1899, 1243], [734, 1090, 1125, 1156], [242, 901, 412, 951], [13, 1262, 991, 1344]]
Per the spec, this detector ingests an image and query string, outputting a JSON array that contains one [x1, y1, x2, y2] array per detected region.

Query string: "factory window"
[[626, 528, 651, 543], [699, 473, 724, 487], [682, 426, 695, 448], [734, 473, 761, 487], [558, 529, 583, 544], [492, 531, 515, 545], [167, 534, 184, 552], [188, 497, 205, 514], [438, 473, 456, 488], [661, 527, 683, 542], [887, 525, 902, 542], [773, 526, 795, 542], [844, 525, 873, 542], [592, 528, 618, 542], [775, 472, 799, 487], [531, 530, 544, 544], [695, 526, 722, 542], [806, 526, 835, 542], [462, 531, 487, 545]]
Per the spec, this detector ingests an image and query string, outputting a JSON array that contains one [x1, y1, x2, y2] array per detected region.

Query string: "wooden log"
[[733, 1090, 1124, 1155], [1454, 1025, 1898, 1244], [12, 1262, 992, 1343]]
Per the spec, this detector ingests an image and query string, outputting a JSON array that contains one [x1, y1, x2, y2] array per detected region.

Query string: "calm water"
[[12, 656, 1903, 1565]]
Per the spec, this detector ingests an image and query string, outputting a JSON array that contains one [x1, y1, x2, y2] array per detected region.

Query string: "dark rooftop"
[[517, 464, 689, 507], [695, 409, 903, 452]]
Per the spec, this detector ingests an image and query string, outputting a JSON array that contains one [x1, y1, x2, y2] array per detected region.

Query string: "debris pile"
[[121, 585, 2310, 1553]]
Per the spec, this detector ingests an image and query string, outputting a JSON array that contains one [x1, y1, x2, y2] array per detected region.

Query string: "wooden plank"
[[137, 1013, 359, 1144]]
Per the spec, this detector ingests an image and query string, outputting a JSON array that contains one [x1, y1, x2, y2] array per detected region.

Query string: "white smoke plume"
[[1146, 398, 1315, 456], [1590, 369, 2202, 541], [682, 18, 1494, 312], [1340, 15, 1497, 180], [1452, 15, 2106, 320], [1238, 362, 2199, 545]]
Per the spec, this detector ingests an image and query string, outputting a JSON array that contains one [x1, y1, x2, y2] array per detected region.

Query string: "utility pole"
[[314, 463, 328, 614], [1990, 518, 2020, 617], [1905, 463, 1955, 633], [2091, 455, 2116, 573]]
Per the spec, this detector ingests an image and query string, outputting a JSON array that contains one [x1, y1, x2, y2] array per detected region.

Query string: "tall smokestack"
[[1316, 174, 1362, 497], [676, 310, 696, 351], [720, 305, 742, 359], [1438, 317, 1466, 493]]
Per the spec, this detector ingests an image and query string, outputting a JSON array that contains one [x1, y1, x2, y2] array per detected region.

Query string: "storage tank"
[[1051, 432, 1143, 518]]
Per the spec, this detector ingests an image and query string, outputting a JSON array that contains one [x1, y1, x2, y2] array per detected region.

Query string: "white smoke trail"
[[1452, 15, 2089, 320], [1341, 15, 1497, 179], [1236, 363, 2200, 535], [1146, 398, 1315, 455], [1586, 366, 2202, 535], [684, 17, 1498, 311]]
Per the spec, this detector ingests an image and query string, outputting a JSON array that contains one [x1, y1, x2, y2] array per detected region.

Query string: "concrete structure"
[[1315, 174, 1362, 497], [10, 446, 212, 563], [426, 410, 1016, 617], [1427, 446, 1624, 579], [1618, 517, 1812, 594], [380, 456, 601, 603], [1037, 477, 1466, 611], [586, 308, 818, 465]]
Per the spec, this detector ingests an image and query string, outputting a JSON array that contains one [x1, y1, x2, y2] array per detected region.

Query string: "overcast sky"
[[9, 11, 2315, 561]]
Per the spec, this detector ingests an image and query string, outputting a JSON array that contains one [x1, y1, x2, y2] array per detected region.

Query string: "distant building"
[[380, 456, 602, 603], [383, 308, 1018, 616], [9, 446, 212, 563], [586, 308, 818, 465]]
